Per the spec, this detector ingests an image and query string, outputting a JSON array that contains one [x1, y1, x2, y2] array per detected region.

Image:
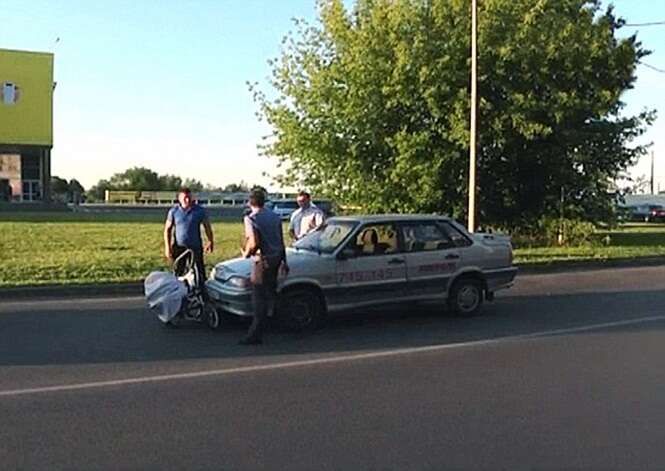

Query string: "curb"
[[1, 256, 664, 300], [516, 256, 665, 274], [0, 282, 143, 301]]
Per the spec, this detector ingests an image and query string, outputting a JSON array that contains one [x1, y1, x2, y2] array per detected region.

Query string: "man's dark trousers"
[[247, 256, 280, 341]]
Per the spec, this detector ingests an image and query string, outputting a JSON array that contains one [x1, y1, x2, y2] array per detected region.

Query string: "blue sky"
[[1, 0, 663, 191]]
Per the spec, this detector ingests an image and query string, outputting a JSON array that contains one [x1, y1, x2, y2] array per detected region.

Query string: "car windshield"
[[294, 221, 357, 254]]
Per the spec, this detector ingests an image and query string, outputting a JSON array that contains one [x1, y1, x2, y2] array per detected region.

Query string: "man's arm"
[[288, 210, 299, 241], [241, 216, 258, 258], [163, 217, 174, 260], [202, 217, 214, 253], [314, 208, 325, 230]]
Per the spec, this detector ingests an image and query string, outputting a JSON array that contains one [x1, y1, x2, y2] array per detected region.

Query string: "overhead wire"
[[640, 62, 665, 74], [624, 21, 665, 27]]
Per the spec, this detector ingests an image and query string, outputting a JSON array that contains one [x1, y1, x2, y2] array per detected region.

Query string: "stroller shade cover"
[[144, 271, 187, 322]]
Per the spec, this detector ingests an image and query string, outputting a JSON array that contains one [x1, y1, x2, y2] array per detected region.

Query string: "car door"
[[399, 220, 461, 299], [334, 222, 408, 308]]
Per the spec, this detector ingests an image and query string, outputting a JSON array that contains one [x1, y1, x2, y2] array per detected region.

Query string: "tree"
[[182, 178, 204, 192], [159, 174, 183, 191], [107, 167, 162, 191], [253, 0, 654, 227], [87, 179, 110, 202], [223, 181, 251, 193], [68, 179, 85, 203], [50, 176, 69, 201]]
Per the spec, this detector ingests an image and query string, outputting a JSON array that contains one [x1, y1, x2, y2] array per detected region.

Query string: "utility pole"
[[468, 0, 478, 232], [651, 150, 655, 195]]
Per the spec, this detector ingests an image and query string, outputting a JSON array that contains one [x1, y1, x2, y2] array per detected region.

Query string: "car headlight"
[[227, 276, 250, 289]]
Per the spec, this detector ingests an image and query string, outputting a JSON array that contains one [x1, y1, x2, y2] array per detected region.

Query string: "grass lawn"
[[516, 224, 665, 264], [1, 213, 664, 287], [0, 212, 246, 287]]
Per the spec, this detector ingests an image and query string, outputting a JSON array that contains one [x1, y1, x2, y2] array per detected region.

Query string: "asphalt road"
[[2, 266, 665, 470]]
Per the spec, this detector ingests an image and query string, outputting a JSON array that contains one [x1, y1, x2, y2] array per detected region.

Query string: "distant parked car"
[[649, 207, 665, 222], [267, 198, 335, 220], [269, 199, 299, 220], [628, 204, 665, 222]]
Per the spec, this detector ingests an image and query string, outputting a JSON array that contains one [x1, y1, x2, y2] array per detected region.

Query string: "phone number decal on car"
[[337, 269, 395, 284]]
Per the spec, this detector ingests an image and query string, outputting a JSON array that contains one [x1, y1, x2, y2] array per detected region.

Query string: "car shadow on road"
[[1, 288, 665, 367]]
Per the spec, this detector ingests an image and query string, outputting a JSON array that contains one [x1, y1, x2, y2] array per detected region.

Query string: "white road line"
[[1, 314, 664, 398]]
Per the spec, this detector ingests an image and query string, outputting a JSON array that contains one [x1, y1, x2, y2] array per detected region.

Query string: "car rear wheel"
[[448, 277, 483, 316], [276, 288, 324, 333]]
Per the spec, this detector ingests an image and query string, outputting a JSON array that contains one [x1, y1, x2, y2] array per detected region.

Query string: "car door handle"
[[445, 254, 460, 260], [388, 258, 405, 265]]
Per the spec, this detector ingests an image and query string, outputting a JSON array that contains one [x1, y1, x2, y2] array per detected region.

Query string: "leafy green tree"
[[107, 167, 161, 191], [68, 179, 85, 203], [253, 0, 654, 227], [182, 178, 204, 192], [223, 181, 251, 193], [50, 176, 69, 200], [159, 174, 183, 191], [86, 179, 110, 202]]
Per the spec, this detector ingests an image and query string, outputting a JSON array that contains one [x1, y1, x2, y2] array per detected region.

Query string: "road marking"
[[2, 314, 665, 398]]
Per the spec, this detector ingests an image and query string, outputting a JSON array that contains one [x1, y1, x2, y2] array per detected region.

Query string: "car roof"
[[329, 214, 452, 224]]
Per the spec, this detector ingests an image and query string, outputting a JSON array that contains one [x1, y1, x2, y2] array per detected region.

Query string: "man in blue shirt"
[[163, 187, 214, 286], [240, 189, 288, 345]]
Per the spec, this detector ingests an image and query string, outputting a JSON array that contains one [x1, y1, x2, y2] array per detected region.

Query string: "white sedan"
[[206, 214, 517, 330]]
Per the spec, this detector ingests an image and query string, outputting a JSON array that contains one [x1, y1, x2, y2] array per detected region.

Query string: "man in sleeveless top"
[[240, 189, 288, 345]]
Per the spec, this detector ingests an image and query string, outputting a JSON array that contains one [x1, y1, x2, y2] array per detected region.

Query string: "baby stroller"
[[144, 249, 221, 329]]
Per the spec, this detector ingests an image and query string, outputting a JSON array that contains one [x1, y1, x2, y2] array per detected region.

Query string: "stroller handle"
[[172, 248, 195, 272]]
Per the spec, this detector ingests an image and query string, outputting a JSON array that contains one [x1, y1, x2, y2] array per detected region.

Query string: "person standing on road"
[[240, 189, 288, 345], [164, 187, 214, 285], [288, 190, 325, 241]]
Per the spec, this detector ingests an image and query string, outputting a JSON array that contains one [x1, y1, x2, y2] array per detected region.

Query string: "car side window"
[[439, 222, 472, 247], [345, 223, 399, 257], [401, 222, 454, 252]]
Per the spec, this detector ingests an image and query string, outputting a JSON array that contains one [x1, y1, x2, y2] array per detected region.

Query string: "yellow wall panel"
[[0, 49, 54, 146]]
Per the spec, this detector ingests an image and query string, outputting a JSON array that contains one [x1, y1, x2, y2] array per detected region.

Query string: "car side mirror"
[[337, 247, 355, 260]]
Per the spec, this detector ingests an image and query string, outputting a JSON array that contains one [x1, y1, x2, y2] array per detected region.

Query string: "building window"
[[2, 82, 20, 105], [22, 180, 42, 201], [21, 154, 41, 180]]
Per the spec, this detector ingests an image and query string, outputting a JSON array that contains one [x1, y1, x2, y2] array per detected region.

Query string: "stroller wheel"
[[206, 305, 222, 331], [164, 316, 180, 328]]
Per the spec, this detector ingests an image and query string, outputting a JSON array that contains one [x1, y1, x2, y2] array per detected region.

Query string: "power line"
[[640, 62, 665, 74], [625, 21, 665, 27]]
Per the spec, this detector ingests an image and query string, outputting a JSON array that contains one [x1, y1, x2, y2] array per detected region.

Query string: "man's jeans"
[[246, 257, 280, 341]]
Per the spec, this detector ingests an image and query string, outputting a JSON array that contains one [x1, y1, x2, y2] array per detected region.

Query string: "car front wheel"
[[276, 288, 324, 332]]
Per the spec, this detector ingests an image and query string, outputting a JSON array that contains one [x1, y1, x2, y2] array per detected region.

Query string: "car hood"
[[212, 248, 325, 279]]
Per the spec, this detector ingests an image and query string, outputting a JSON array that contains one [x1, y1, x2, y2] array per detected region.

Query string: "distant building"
[[103, 190, 297, 206], [0, 48, 54, 202]]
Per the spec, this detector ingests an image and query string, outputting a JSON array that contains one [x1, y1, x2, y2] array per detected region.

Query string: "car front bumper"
[[205, 279, 253, 317]]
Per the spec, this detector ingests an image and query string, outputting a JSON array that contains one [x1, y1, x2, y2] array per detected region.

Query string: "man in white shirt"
[[288, 191, 325, 241]]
